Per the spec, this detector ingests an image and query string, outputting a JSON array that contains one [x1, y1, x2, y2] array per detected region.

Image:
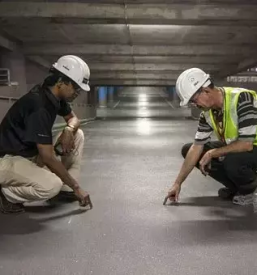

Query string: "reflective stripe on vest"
[[204, 87, 257, 145]]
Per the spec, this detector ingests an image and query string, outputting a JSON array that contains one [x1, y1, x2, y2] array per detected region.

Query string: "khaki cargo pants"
[[0, 129, 84, 204]]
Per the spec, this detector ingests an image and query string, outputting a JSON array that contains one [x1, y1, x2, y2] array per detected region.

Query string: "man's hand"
[[74, 187, 93, 209], [58, 127, 75, 155], [163, 183, 181, 205], [199, 150, 213, 176]]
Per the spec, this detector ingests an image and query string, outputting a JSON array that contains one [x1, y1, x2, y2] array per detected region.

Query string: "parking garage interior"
[[1, 1, 257, 274]]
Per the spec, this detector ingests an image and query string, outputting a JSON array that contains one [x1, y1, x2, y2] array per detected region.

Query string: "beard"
[[66, 94, 78, 102]]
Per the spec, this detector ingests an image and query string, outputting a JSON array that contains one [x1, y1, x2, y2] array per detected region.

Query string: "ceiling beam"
[[218, 55, 257, 78], [237, 57, 257, 73], [0, 33, 50, 70], [91, 72, 179, 80], [2, 0, 257, 4], [0, 2, 257, 25], [89, 63, 221, 71], [90, 79, 176, 86], [0, 32, 18, 51], [23, 44, 256, 56], [44, 55, 240, 65], [61, 55, 238, 64], [26, 55, 51, 69]]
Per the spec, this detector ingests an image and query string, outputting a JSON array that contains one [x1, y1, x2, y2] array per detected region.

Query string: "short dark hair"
[[208, 81, 214, 89], [42, 67, 80, 90]]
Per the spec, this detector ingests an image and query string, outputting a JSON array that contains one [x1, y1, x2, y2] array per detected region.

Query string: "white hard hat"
[[176, 68, 211, 106], [52, 55, 90, 91]]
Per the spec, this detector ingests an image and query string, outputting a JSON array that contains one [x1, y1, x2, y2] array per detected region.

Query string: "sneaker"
[[218, 187, 236, 200], [232, 193, 254, 206], [0, 187, 25, 214]]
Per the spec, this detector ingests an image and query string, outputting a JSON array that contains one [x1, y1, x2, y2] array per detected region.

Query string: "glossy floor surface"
[[1, 88, 256, 275]]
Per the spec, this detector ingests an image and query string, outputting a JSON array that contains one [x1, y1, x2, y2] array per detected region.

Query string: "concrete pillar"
[[108, 86, 114, 103], [115, 86, 120, 99], [0, 50, 27, 97], [83, 90, 88, 105], [112, 86, 117, 100], [172, 86, 180, 107], [94, 86, 98, 105], [168, 86, 174, 101], [98, 86, 107, 108]]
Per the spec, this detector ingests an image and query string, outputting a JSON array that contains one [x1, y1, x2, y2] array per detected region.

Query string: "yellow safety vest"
[[204, 87, 257, 145]]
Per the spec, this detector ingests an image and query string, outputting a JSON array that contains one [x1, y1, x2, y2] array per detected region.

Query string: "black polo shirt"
[[0, 84, 71, 158]]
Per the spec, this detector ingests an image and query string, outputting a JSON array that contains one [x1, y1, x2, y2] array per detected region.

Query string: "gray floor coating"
[[1, 90, 257, 275]]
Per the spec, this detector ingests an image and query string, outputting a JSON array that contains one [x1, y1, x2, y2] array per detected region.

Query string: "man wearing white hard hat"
[[165, 68, 257, 206], [0, 55, 93, 214]]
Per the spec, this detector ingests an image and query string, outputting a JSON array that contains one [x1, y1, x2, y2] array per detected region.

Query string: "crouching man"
[[0, 55, 92, 214], [166, 68, 257, 206]]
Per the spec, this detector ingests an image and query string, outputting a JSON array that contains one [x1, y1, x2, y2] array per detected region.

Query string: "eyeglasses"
[[71, 82, 82, 95], [72, 78, 89, 94], [189, 90, 202, 104]]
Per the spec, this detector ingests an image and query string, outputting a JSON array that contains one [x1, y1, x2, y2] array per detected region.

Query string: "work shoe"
[[0, 187, 25, 214], [232, 193, 254, 206], [218, 187, 236, 200]]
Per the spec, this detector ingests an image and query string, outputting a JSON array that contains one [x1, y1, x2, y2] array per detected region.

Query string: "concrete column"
[[98, 86, 107, 108], [172, 86, 180, 107], [168, 86, 174, 101], [108, 86, 114, 103], [94, 86, 98, 105], [0, 50, 27, 97], [83, 90, 88, 105], [114, 86, 119, 100]]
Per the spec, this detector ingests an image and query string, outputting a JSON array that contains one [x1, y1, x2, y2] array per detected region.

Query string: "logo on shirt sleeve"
[[38, 133, 50, 137]]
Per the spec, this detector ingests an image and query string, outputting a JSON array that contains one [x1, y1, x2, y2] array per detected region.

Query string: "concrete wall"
[[26, 59, 48, 91], [0, 50, 27, 97], [0, 50, 96, 125]]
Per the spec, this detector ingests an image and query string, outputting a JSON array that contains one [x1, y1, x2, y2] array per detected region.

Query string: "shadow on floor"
[[0, 203, 89, 236], [159, 196, 257, 246], [165, 195, 253, 216], [165, 196, 234, 207]]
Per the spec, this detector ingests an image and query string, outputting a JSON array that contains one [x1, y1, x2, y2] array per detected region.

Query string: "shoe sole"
[[232, 197, 253, 206], [0, 194, 25, 214]]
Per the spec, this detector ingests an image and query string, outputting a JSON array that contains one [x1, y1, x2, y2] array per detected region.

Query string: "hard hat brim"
[[80, 82, 90, 92], [180, 100, 188, 107]]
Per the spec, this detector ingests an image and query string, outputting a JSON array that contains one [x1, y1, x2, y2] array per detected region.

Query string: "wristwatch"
[[65, 125, 75, 131]]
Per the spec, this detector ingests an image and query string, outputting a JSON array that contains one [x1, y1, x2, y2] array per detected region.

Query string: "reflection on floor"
[[1, 88, 256, 275]]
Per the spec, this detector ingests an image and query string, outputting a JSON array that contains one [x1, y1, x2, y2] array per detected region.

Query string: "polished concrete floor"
[[1, 88, 257, 275]]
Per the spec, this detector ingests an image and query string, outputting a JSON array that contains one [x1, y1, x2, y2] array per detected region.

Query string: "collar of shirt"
[[44, 86, 61, 111], [212, 87, 225, 120]]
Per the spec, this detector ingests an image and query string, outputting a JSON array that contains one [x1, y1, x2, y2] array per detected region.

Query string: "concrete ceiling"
[[0, 0, 257, 86]]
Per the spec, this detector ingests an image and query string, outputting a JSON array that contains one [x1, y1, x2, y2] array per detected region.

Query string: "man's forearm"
[[43, 156, 80, 191], [175, 144, 203, 186], [210, 140, 253, 158]]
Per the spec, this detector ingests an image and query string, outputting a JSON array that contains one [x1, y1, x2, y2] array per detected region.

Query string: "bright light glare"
[[139, 94, 147, 101], [138, 101, 148, 107], [136, 118, 151, 135]]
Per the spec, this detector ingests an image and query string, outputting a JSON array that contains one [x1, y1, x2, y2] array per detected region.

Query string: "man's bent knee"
[[181, 143, 193, 159], [36, 178, 62, 200], [75, 128, 84, 142], [4, 177, 63, 203], [223, 154, 257, 187]]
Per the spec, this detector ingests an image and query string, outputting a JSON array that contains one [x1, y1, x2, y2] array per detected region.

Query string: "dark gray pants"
[[182, 141, 257, 195]]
